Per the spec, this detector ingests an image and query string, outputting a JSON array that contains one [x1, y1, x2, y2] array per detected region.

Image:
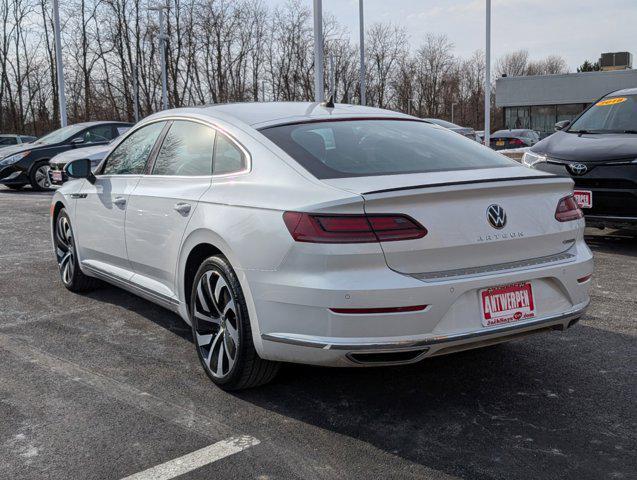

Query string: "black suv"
[[522, 88, 637, 232], [0, 121, 132, 190]]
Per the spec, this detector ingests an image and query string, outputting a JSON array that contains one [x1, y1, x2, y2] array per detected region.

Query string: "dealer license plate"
[[480, 282, 536, 327], [573, 190, 592, 209], [496, 140, 505, 146]]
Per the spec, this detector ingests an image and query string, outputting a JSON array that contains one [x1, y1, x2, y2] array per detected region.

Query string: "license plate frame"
[[479, 282, 536, 327], [573, 190, 593, 209]]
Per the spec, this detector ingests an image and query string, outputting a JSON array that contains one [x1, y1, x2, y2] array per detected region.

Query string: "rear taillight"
[[282, 212, 427, 243], [555, 195, 584, 222], [509, 138, 525, 146]]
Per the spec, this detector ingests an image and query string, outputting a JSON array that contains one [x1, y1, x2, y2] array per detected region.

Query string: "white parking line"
[[120, 436, 260, 480]]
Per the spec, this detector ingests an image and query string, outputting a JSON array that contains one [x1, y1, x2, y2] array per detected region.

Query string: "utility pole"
[[451, 102, 458, 124], [52, 0, 67, 127], [484, 0, 491, 146], [358, 0, 366, 106], [133, 63, 139, 122], [329, 53, 335, 100], [150, 4, 169, 110], [313, 0, 325, 102]]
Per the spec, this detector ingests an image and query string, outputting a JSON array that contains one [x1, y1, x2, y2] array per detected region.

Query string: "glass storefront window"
[[531, 105, 556, 138], [504, 107, 530, 129], [557, 103, 587, 123]]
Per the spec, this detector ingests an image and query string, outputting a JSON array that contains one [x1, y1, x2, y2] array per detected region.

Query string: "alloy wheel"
[[55, 215, 75, 285], [35, 165, 51, 189], [193, 270, 240, 379]]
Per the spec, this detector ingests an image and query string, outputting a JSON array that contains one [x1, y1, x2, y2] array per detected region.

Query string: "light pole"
[[451, 101, 458, 124], [484, 0, 491, 146], [358, 0, 366, 106], [133, 62, 139, 122], [313, 0, 325, 102], [52, 0, 67, 127], [150, 4, 169, 110]]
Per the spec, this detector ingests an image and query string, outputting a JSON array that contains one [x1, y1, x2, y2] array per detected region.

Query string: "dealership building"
[[495, 65, 637, 138]]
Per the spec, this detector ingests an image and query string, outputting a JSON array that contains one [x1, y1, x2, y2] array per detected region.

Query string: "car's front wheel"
[[30, 161, 52, 191], [190, 255, 279, 390], [54, 209, 100, 292]]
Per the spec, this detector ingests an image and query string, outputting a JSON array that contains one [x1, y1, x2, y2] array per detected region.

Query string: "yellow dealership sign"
[[596, 97, 627, 107]]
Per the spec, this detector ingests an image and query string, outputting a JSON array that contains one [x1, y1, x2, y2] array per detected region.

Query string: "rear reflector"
[[555, 195, 584, 222], [283, 212, 427, 243], [577, 274, 592, 283], [330, 305, 428, 314]]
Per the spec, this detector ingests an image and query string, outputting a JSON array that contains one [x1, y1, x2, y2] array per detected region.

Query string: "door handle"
[[113, 196, 127, 207], [173, 202, 192, 215]]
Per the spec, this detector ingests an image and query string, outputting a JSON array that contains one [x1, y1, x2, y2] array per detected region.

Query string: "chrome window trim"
[[98, 115, 252, 178]]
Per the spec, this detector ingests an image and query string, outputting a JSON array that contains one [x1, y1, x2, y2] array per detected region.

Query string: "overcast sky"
[[271, 0, 637, 71]]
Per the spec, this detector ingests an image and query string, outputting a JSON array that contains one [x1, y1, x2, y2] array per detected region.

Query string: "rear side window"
[[82, 125, 115, 143], [261, 119, 515, 179], [214, 134, 246, 175], [102, 122, 165, 175], [152, 121, 215, 176], [0, 137, 16, 145]]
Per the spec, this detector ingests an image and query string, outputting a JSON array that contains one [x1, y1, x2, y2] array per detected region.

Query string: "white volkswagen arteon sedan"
[[51, 102, 593, 389]]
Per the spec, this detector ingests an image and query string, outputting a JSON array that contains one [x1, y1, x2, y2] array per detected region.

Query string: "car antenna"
[[322, 94, 335, 109]]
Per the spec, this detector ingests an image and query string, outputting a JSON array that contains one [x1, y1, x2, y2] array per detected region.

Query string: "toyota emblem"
[[568, 163, 588, 176]]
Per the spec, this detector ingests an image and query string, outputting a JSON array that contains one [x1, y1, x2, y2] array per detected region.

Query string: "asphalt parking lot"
[[0, 188, 635, 480]]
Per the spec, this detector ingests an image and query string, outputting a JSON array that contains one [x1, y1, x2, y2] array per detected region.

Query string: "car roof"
[[145, 102, 413, 129], [70, 121, 132, 128], [492, 129, 533, 137], [608, 87, 637, 96]]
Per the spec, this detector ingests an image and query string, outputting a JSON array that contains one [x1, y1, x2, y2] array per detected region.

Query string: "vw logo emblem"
[[568, 163, 588, 176], [487, 204, 507, 229]]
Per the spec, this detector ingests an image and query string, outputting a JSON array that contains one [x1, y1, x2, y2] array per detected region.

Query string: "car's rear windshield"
[[568, 94, 637, 133], [260, 119, 515, 179]]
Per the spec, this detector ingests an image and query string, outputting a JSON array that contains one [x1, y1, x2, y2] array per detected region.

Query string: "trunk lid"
[[322, 167, 579, 275]]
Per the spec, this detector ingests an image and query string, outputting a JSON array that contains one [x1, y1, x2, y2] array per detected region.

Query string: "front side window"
[[214, 134, 246, 175], [568, 94, 637, 133], [152, 121, 215, 176], [261, 119, 515, 179], [102, 122, 165, 175]]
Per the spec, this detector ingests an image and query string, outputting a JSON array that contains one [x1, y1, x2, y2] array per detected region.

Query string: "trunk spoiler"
[[362, 174, 562, 195]]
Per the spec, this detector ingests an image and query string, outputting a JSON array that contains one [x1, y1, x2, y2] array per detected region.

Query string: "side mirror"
[[555, 120, 570, 131], [70, 137, 85, 146], [65, 158, 95, 184]]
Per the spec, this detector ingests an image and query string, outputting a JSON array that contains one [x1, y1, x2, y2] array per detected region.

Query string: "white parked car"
[[51, 102, 593, 390]]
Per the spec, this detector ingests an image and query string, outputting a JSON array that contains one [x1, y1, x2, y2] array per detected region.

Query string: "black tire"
[[190, 255, 279, 390], [29, 160, 52, 191], [6, 184, 25, 190], [54, 209, 101, 292]]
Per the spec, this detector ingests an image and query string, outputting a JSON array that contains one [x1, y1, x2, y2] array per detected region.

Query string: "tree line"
[[0, 0, 568, 136]]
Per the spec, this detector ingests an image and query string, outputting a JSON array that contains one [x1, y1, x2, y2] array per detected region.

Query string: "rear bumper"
[[249, 240, 593, 367], [262, 301, 587, 365], [585, 215, 637, 230]]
